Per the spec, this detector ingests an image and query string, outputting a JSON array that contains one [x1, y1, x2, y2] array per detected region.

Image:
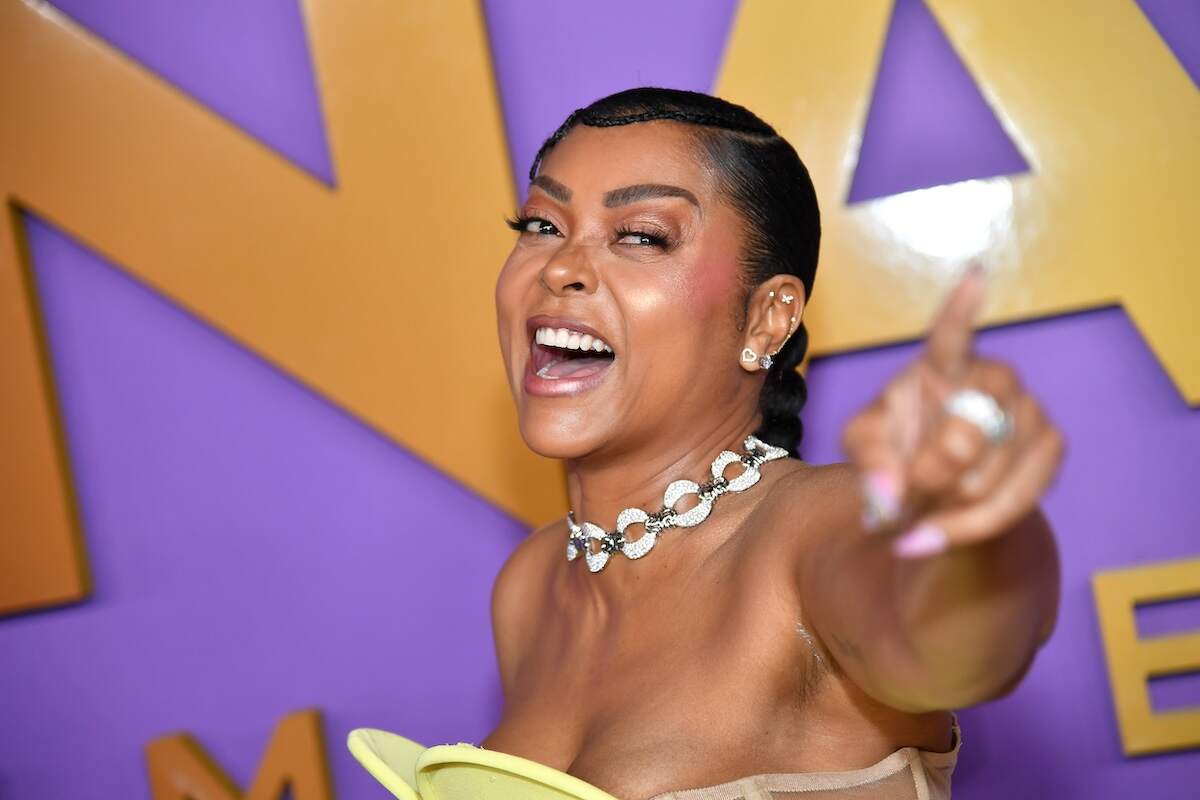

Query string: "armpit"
[[795, 619, 835, 702]]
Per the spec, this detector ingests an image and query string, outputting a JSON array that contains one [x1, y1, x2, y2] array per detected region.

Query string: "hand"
[[841, 265, 1065, 558]]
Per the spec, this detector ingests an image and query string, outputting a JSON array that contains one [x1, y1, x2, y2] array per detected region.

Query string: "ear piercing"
[[746, 289, 800, 370], [742, 348, 778, 370], [742, 347, 775, 369]]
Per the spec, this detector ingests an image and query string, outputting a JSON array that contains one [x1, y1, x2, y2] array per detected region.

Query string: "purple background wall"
[[2, 1, 1198, 798]]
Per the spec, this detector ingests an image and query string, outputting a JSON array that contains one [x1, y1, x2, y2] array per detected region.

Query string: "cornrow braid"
[[530, 88, 821, 458], [530, 107, 775, 181]]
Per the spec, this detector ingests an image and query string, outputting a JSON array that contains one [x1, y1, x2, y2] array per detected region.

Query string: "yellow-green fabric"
[[347, 715, 960, 800], [347, 729, 618, 800]]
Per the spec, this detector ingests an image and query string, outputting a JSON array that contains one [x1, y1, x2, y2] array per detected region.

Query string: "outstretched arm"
[[800, 266, 1063, 712]]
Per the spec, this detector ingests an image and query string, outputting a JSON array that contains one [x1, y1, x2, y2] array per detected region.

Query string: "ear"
[[740, 276, 807, 373]]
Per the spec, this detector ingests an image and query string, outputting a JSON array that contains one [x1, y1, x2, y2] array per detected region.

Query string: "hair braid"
[[758, 323, 808, 458]]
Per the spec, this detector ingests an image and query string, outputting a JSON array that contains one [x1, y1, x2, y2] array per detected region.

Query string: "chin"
[[515, 402, 606, 461]]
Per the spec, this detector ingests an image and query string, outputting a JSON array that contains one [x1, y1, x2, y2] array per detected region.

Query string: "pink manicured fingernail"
[[861, 470, 902, 532], [892, 524, 949, 558]]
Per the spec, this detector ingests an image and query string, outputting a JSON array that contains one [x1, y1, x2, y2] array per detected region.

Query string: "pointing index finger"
[[925, 263, 987, 378]]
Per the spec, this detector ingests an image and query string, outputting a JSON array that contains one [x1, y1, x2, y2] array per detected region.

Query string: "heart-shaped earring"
[[741, 347, 758, 363]]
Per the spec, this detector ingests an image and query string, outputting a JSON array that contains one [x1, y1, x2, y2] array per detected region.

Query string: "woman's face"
[[495, 121, 754, 461]]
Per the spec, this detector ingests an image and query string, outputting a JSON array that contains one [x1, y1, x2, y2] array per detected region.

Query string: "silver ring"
[[944, 388, 1013, 444]]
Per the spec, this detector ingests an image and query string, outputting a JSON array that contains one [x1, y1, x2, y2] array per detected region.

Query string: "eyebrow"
[[604, 183, 700, 209], [530, 175, 571, 203]]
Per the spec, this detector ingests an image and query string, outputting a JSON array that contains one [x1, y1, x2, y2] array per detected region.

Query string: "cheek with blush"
[[685, 257, 741, 310], [682, 205, 748, 326], [683, 256, 745, 358]]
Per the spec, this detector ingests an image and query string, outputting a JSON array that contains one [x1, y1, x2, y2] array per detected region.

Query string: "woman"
[[356, 87, 1063, 800]]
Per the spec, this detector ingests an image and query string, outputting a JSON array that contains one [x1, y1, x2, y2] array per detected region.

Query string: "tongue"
[[544, 356, 611, 379]]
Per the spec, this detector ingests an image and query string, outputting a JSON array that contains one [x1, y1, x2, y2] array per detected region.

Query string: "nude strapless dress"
[[348, 713, 961, 800]]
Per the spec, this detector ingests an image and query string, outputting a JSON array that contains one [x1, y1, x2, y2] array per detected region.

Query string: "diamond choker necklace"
[[566, 435, 790, 573]]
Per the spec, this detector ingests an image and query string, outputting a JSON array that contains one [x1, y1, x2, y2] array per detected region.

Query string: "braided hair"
[[530, 88, 821, 458]]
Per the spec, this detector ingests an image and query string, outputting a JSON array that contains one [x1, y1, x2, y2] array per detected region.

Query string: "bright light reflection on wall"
[[866, 178, 1016, 262]]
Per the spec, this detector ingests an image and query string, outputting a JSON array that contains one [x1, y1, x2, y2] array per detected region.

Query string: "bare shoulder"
[[491, 518, 562, 688], [493, 518, 561, 616], [731, 459, 861, 612], [771, 459, 857, 496], [757, 459, 860, 541], [741, 460, 862, 633]]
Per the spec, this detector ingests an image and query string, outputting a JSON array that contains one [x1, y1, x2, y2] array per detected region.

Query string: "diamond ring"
[[944, 388, 1014, 444]]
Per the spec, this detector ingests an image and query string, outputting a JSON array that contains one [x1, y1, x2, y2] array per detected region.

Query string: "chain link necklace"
[[566, 434, 790, 573]]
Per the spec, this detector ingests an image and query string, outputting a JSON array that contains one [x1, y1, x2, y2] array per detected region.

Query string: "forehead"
[[533, 121, 717, 201]]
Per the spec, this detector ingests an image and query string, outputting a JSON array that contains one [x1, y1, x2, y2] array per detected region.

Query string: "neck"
[[564, 406, 763, 540]]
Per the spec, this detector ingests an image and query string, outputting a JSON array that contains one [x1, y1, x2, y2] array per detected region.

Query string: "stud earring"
[[741, 347, 758, 363], [759, 354, 773, 369], [781, 293, 794, 305]]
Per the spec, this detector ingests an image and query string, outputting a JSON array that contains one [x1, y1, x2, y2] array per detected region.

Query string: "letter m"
[[145, 709, 333, 800]]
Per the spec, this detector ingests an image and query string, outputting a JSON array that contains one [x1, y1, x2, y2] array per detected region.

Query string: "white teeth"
[[533, 326, 614, 355]]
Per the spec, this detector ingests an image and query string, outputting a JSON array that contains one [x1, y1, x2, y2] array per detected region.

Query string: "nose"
[[539, 245, 598, 297]]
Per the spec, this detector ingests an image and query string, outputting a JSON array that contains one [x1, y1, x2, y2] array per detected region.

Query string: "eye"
[[506, 215, 561, 237], [615, 228, 669, 248]]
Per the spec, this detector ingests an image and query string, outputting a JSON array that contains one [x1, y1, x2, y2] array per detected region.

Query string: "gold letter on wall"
[[0, 0, 560, 617], [718, 0, 1199, 397], [145, 708, 333, 800], [1092, 558, 1200, 756]]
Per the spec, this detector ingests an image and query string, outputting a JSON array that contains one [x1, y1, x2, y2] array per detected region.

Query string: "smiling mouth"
[[530, 325, 616, 380]]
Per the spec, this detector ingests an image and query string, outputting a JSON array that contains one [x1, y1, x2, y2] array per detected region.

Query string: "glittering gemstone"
[[621, 529, 657, 559], [566, 435, 787, 573], [585, 549, 610, 573], [663, 479, 713, 528], [616, 507, 649, 534]]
